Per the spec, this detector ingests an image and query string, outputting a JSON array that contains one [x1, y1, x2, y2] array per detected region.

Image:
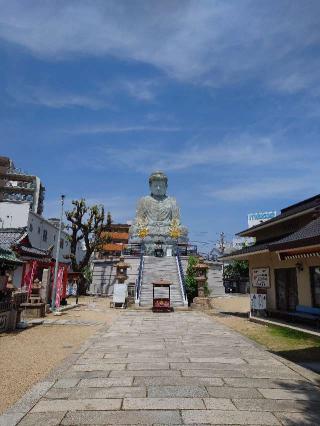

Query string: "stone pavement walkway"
[[42, 319, 106, 327], [1, 311, 320, 425]]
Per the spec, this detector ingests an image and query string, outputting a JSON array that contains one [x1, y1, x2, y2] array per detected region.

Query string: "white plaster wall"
[[12, 265, 23, 288], [0, 203, 84, 267], [75, 240, 86, 264], [249, 252, 320, 310], [0, 202, 29, 228], [27, 212, 71, 262]]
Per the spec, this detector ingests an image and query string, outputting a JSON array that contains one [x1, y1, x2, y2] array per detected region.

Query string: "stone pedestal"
[[20, 279, 46, 318], [191, 297, 212, 310], [20, 302, 46, 318], [0, 308, 17, 332]]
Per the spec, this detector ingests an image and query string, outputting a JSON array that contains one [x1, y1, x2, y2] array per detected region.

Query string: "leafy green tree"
[[224, 260, 249, 279], [106, 211, 112, 227], [82, 265, 93, 284], [185, 255, 198, 303]]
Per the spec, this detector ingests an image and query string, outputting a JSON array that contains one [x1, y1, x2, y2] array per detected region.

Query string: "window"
[[29, 223, 33, 232], [310, 267, 320, 308], [60, 239, 64, 249], [43, 229, 47, 242], [38, 226, 40, 234]]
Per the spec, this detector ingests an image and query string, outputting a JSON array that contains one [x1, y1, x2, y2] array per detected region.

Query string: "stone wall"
[[180, 257, 225, 297], [206, 261, 225, 296], [89, 256, 140, 296]]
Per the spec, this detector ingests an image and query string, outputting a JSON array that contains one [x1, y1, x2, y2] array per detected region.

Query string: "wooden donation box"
[[152, 279, 173, 312]]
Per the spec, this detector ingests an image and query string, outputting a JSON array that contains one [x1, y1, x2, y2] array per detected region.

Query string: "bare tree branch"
[[65, 199, 109, 272]]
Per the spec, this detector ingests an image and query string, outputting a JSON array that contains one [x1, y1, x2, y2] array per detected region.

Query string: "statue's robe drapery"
[[129, 195, 188, 251], [137, 195, 180, 224]]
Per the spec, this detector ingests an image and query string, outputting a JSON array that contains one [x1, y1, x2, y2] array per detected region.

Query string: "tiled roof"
[[18, 245, 50, 257], [237, 194, 320, 236], [0, 247, 23, 265], [0, 228, 51, 259], [0, 228, 26, 250], [221, 217, 320, 260], [110, 232, 129, 241], [103, 243, 127, 252], [269, 217, 320, 250], [220, 241, 270, 259], [281, 194, 320, 215]]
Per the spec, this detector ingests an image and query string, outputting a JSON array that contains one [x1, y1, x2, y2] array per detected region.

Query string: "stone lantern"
[[194, 260, 208, 298], [116, 256, 130, 284], [30, 278, 42, 303], [192, 258, 211, 309], [20, 278, 46, 318]]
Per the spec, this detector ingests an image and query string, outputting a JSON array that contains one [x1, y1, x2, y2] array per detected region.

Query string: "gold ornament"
[[138, 227, 149, 239], [169, 218, 182, 239]]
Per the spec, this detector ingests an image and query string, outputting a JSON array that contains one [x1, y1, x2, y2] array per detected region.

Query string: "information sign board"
[[113, 284, 127, 304], [251, 267, 270, 288], [250, 293, 267, 310]]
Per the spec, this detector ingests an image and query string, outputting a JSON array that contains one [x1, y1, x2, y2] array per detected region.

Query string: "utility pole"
[[51, 195, 65, 311], [218, 232, 225, 255]]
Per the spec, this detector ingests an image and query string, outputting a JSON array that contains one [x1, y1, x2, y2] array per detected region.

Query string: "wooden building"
[[222, 194, 320, 324], [99, 223, 131, 257]]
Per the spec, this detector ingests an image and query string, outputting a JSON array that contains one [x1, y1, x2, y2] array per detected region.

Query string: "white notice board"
[[251, 268, 270, 288], [250, 294, 267, 310], [113, 284, 128, 304]]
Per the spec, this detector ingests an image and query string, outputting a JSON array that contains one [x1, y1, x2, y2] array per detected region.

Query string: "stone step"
[[138, 255, 185, 307]]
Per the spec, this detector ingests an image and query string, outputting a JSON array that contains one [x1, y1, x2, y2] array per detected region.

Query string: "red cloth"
[[55, 267, 64, 308], [23, 261, 37, 296]]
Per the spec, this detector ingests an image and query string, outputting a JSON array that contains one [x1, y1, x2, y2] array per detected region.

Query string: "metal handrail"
[[176, 251, 188, 305], [135, 249, 144, 304]]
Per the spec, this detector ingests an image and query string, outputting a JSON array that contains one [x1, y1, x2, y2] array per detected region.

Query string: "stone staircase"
[[139, 256, 186, 307]]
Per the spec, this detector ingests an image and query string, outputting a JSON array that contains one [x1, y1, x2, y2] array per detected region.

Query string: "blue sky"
[[1, 0, 320, 251]]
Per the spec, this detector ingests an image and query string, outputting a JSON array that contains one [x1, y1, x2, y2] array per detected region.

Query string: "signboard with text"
[[248, 211, 277, 228], [250, 294, 267, 310], [251, 267, 270, 288]]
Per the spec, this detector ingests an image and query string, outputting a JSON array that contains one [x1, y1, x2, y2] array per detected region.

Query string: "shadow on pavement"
[[275, 346, 320, 375]]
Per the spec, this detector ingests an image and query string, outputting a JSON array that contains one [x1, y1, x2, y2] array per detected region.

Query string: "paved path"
[[2, 312, 320, 425]]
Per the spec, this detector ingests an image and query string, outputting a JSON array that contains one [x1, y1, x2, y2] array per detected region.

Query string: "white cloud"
[[91, 134, 285, 172], [1, 1, 320, 93], [119, 78, 160, 101], [8, 85, 108, 109], [66, 124, 181, 134], [208, 178, 315, 202]]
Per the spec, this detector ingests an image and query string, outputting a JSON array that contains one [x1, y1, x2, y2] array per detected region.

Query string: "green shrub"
[[185, 255, 198, 303]]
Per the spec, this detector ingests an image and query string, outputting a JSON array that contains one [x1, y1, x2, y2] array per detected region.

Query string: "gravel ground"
[[0, 296, 119, 414], [211, 294, 250, 314]]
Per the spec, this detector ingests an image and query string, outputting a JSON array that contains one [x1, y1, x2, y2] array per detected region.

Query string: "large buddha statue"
[[129, 171, 188, 255]]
